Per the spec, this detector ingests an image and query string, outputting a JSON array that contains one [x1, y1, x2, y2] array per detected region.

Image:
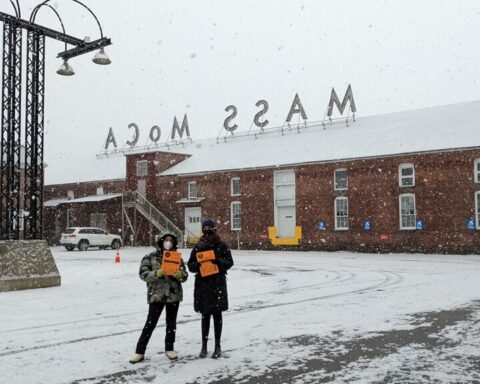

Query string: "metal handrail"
[[132, 192, 184, 245]]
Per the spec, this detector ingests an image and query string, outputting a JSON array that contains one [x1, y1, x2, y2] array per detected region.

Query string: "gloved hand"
[[211, 259, 223, 266], [155, 269, 165, 279], [172, 270, 183, 281]]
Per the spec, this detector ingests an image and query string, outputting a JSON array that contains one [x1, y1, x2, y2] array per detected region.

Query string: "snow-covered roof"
[[44, 194, 122, 206], [160, 100, 480, 176], [44, 100, 480, 184], [66, 194, 122, 203], [44, 198, 69, 207]]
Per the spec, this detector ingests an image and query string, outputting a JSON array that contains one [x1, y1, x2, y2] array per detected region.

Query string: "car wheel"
[[111, 239, 121, 250], [78, 240, 89, 251], [65, 246, 74, 251]]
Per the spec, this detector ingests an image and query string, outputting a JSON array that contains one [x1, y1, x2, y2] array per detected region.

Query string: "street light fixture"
[[56, 59, 75, 76], [92, 47, 111, 65]]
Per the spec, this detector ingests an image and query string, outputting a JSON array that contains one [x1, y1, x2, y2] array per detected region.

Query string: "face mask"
[[163, 241, 173, 250]]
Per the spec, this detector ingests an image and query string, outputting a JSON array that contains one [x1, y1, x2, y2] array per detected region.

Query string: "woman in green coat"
[[129, 232, 188, 363]]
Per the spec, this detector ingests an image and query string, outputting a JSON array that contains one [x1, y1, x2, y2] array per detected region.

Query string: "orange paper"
[[162, 251, 182, 276], [196, 250, 219, 277]]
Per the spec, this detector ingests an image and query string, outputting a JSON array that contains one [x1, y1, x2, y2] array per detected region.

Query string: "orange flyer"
[[196, 250, 219, 277], [161, 251, 182, 276]]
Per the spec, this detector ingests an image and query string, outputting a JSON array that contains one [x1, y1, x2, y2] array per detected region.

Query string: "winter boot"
[[211, 341, 221, 359], [129, 353, 144, 364], [199, 342, 208, 358], [165, 350, 178, 360]]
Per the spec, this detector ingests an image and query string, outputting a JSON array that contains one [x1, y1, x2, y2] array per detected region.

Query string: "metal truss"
[[0, 21, 22, 240], [0, 8, 111, 240], [24, 31, 45, 239]]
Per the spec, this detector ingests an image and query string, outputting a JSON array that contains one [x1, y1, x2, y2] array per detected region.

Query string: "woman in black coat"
[[187, 219, 234, 359]]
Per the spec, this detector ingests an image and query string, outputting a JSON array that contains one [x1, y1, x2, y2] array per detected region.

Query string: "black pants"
[[201, 311, 222, 344], [136, 301, 179, 354]]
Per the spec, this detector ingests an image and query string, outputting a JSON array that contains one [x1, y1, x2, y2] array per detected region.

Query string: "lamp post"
[[0, 0, 112, 241]]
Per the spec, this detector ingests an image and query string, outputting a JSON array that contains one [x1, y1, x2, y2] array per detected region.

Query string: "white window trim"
[[334, 196, 349, 231], [136, 160, 148, 177], [399, 193, 416, 230], [188, 181, 197, 199], [398, 163, 415, 187], [334, 168, 348, 191], [231, 177, 241, 196], [476, 191, 480, 229], [474, 159, 480, 183], [231, 201, 241, 231]]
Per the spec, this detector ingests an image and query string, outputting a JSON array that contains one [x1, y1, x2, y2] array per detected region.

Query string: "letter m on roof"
[[327, 84, 357, 117]]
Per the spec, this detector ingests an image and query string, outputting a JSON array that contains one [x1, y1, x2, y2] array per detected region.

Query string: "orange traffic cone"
[[115, 249, 121, 264]]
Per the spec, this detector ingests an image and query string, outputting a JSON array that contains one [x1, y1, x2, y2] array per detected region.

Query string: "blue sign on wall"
[[416, 219, 424, 231], [317, 221, 326, 231], [467, 218, 476, 230], [363, 220, 372, 231]]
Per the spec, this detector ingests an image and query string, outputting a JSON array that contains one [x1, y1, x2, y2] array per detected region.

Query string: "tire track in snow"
[[0, 268, 348, 335], [0, 270, 402, 357]]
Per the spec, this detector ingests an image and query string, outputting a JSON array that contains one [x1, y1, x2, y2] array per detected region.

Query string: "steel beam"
[[24, 30, 45, 239], [0, 21, 22, 240]]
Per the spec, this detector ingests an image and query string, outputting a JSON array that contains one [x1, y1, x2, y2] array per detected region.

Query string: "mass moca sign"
[[101, 85, 356, 154]]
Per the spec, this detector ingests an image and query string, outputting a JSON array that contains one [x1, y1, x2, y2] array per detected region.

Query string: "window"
[[66, 209, 74, 227], [188, 181, 197, 199], [231, 202, 241, 230], [399, 163, 415, 187], [474, 159, 480, 183], [399, 193, 416, 230], [90, 213, 107, 229], [96, 187, 104, 196], [476, 192, 480, 229], [334, 169, 347, 190], [136, 160, 148, 176], [67, 190, 74, 200], [334, 197, 348, 230], [231, 177, 241, 196]]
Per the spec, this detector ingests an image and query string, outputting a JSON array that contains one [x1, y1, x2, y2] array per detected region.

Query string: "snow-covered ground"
[[2, 247, 480, 383]]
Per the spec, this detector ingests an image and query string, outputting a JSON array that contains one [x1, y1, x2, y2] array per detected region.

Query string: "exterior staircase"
[[123, 192, 184, 246]]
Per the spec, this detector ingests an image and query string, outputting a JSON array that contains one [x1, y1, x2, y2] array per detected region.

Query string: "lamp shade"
[[92, 48, 111, 65], [57, 60, 75, 76]]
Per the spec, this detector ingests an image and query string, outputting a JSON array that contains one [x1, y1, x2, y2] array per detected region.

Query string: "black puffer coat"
[[187, 233, 234, 314]]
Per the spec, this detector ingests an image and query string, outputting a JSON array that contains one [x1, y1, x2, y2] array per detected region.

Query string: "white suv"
[[61, 227, 122, 251]]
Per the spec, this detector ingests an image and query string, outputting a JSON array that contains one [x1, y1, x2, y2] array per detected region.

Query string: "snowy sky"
[[8, 0, 480, 169]]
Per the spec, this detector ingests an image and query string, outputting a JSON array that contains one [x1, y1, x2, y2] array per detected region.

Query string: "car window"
[[79, 229, 91, 234], [94, 229, 106, 234], [64, 228, 76, 234]]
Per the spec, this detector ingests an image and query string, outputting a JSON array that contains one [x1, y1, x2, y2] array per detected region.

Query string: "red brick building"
[[44, 101, 480, 253]]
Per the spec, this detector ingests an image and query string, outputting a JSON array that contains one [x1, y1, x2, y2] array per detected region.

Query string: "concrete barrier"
[[0, 240, 61, 292]]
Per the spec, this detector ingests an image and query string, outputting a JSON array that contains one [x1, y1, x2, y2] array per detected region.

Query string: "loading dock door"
[[274, 170, 296, 237]]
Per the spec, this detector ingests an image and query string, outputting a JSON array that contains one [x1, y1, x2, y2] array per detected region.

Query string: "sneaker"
[[129, 353, 144, 364], [165, 350, 178, 360]]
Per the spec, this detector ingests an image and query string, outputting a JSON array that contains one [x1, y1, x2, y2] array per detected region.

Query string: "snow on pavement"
[[1, 247, 480, 383]]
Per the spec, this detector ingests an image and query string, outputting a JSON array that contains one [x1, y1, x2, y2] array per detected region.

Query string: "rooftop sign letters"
[[99, 85, 355, 157]]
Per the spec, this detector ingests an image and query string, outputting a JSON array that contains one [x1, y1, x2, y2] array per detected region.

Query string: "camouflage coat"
[[139, 250, 188, 304]]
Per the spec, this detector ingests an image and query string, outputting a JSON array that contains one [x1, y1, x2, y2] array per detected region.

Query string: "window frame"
[[334, 168, 348, 191], [475, 191, 480, 229], [187, 181, 197, 199], [474, 159, 480, 183], [398, 163, 415, 187], [399, 193, 416, 230], [136, 160, 148, 177], [231, 201, 241, 231], [66, 208, 74, 227], [334, 196, 349, 231], [231, 177, 241, 197]]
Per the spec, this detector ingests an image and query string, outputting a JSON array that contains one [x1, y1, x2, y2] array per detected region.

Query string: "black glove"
[[189, 261, 200, 270]]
